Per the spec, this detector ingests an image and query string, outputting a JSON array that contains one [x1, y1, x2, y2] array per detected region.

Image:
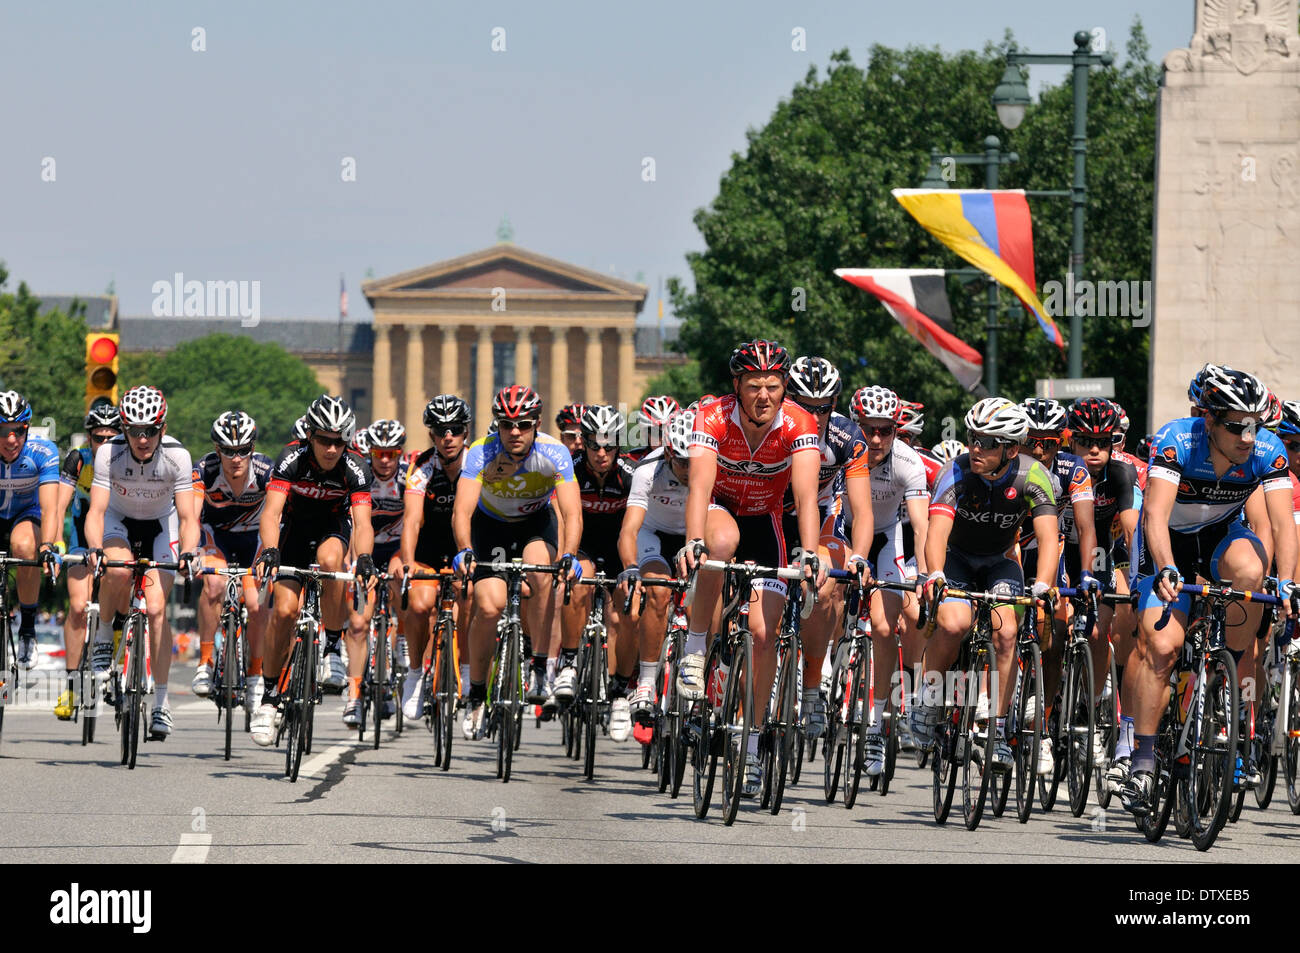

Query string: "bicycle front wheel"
[[1188, 649, 1238, 851], [769, 637, 799, 815], [372, 625, 387, 751], [222, 610, 240, 761], [1094, 651, 1120, 810], [583, 631, 604, 781], [960, 649, 995, 831], [497, 626, 520, 783], [437, 620, 457, 770], [720, 634, 753, 827], [1065, 644, 1096, 818], [1284, 661, 1300, 814], [1015, 641, 1044, 824]]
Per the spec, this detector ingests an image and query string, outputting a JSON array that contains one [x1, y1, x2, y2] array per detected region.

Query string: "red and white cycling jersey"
[[690, 395, 819, 517]]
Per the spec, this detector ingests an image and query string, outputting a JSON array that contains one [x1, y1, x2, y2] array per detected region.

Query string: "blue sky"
[[0, 1, 1192, 322]]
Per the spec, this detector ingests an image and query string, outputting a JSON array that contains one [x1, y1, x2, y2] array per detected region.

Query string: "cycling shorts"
[[734, 510, 788, 597], [279, 511, 352, 572], [0, 508, 40, 554], [374, 540, 401, 568], [867, 523, 907, 585], [104, 508, 180, 572], [413, 526, 457, 570], [635, 527, 685, 576], [1134, 519, 1266, 615], [1062, 545, 1113, 591], [942, 547, 1024, 605], [201, 524, 260, 570], [470, 506, 558, 582]]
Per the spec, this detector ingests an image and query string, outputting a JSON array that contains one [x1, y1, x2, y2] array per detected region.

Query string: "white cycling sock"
[[155, 685, 169, 708], [872, 699, 887, 727], [546, 656, 557, 681], [96, 617, 114, 645], [639, 660, 656, 686], [460, 663, 470, 690], [684, 630, 706, 656]]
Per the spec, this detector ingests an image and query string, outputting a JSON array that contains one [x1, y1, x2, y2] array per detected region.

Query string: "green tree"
[[0, 262, 96, 447], [655, 21, 1158, 442], [118, 334, 321, 456]]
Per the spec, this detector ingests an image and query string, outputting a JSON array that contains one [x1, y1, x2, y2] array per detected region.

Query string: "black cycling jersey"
[[930, 452, 1058, 556], [572, 451, 636, 542], [268, 444, 372, 520], [1089, 458, 1138, 546]]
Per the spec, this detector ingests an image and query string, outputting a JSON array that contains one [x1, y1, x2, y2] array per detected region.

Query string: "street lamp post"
[[921, 136, 1017, 395], [993, 31, 1113, 379]]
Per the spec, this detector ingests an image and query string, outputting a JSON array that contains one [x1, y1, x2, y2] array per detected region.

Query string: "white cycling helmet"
[[210, 410, 257, 449], [1020, 398, 1068, 433], [1198, 366, 1271, 416], [789, 357, 843, 401], [965, 397, 1030, 442], [305, 395, 356, 442], [851, 385, 899, 423], [119, 386, 167, 427], [580, 404, 625, 445], [366, 419, 407, 449], [931, 439, 966, 463], [638, 395, 680, 430], [666, 410, 695, 458]]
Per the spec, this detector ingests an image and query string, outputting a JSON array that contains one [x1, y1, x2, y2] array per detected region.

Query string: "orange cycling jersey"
[[690, 395, 819, 517]]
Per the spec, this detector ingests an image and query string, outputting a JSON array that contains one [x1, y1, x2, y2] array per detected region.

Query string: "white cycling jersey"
[[93, 435, 193, 520], [839, 439, 928, 533], [626, 449, 687, 534]]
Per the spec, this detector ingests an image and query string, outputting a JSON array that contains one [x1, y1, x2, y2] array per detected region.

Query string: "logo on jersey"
[[1178, 480, 1192, 494], [1272, 454, 1287, 471], [1162, 447, 1178, 463], [1004, 487, 1017, 500]]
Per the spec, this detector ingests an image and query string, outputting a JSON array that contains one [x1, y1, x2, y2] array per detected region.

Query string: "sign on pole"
[[1036, 377, 1115, 400]]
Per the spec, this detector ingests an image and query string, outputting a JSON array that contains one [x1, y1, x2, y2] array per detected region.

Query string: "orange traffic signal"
[[85, 332, 119, 408]]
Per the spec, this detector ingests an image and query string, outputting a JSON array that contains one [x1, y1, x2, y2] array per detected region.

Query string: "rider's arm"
[[1244, 485, 1273, 565], [554, 480, 583, 556], [451, 476, 481, 553], [843, 469, 873, 564], [1030, 513, 1060, 588], [175, 486, 201, 556], [38, 481, 60, 548], [85, 485, 108, 553], [257, 489, 287, 553], [350, 502, 374, 557], [924, 511, 952, 576], [619, 502, 647, 570], [684, 447, 718, 545], [53, 480, 74, 547], [398, 485, 425, 570], [1140, 476, 1178, 575], [790, 446, 822, 562], [1074, 497, 1098, 576], [1265, 484, 1298, 586], [905, 495, 930, 576]]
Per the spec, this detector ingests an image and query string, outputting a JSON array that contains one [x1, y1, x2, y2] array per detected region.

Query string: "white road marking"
[[170, 832, 211, 863], [299, 742, 354, 778]]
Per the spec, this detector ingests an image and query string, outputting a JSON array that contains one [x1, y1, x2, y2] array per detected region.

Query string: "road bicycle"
[[634, 577, 691, 798], [402, 568, 461, 770], [197, 566, 253, 760], [0, 553, 49, 749], [358, 571, 401, 749]]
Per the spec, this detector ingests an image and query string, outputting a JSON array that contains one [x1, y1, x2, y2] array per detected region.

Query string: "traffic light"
[[85, 332, 119, 409]]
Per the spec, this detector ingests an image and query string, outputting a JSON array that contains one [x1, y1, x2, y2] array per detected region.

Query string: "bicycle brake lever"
[[639, 584, 647, 616], [1154, 602, 1173, 632], [400, 573, 410, 611]]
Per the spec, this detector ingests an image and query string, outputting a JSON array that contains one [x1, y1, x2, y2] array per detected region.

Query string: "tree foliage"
[[0, 262, 92, 448], [118, 334, 321, 455], [654, 21, 1158, 442]]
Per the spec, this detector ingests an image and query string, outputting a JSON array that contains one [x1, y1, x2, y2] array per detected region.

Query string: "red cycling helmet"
[[493, 385, 542, 421], [1066, 397, 1120, 436], [728, 340, 791, 379]]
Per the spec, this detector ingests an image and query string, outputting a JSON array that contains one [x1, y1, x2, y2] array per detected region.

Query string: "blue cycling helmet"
[[0, 391, 33, 424], [1279, 400, 1300, 439]]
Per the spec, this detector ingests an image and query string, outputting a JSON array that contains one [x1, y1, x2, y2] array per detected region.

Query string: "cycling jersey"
[[60, 446, 95, 549], [930, 453, 1057, 557], [626, 449, 688, 534], [1020, 452, 1093, 549], [93, 436, 193, 521], [461, 431, 575, 521], [1291, 471, 1300, 525], [911, 443, 945, 492], [1089, 458, 1138, 546], [1145, 416, 1290, 533], [192, 451, 273, 532], [268, 444, 372, 525], [1114, 448, 1147, 491], [404, 449, 460, 567], [781, 411, 869, 516], [690, 395, 818, 517], [831, 438, 929, 546], [368, 458, 412, 549], [0, 435, 59, 520]]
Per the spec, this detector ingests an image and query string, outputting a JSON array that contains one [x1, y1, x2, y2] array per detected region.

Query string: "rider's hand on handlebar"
[[452, 547, 475, 580], [616, 566, 641, 596], [39, 542, 62, 580], [178, 550, 201, 579], [1030, 580, 1052, 602], [681, 538, 708, 575], [355, 552, 377, 591], [1079, 570, 1101, 593], [921, 570, 946, 602], [1155, 565, 1182, 604], [1279, 578, 1297, 620], [254, 546, 280, 583], [556, 552, 582, 585]]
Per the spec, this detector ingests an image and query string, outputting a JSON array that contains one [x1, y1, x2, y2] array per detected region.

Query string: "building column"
[[551, 327, 569, 412], [404, 323, 424, 428], [476, 325, 494, 427], [372, 323, 394, 419], [515, 325, 532, 387], [618, 325, 636, 412], [585, 325, 603, 405], [439, 325, 458, 397]]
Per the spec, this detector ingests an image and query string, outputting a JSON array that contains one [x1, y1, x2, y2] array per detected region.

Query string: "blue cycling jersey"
[[0, 436, 60, 519], [1146, 416, 1290, 533]]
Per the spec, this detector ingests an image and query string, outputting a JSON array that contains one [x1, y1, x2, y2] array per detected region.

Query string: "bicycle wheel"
[[304, 631, 319, 756], [843, 638, 870, 809], [1066, 644, 1096, 818], [223, 609, 239, 761], [961, 648, 995, 831], [123, 617, 144, 770], [1285, 662, 1300, 814], [1037, 693, 1063, 812], [720, 633, 753, 826], [692, 640, 723, 818], [503, 625, 522, 782], [1094, 652, 1119, 810], [79, 637, 96, 746], [438, 621, 456, 770], [0, 630, 9, 749], [769, 639, 799, 814], [879, 706, 899, 797], [1188, 649, 1238, 851], [654, 636, 673, 794], [284, 638, 308, 781], [372, 624, 387, 751], [1015, 641, 1044, 824], [242, 625, 251, 734], [823, 640, 849, 804], [583, 633, 602, 781], [790, 645, 805, 788], [1228, 705, 1251, 824], [932, 702, 959, 824]]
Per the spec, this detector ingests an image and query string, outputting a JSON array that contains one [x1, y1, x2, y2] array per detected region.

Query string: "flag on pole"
[[891, 188, 1065, 350], [835, 268, 985, 394], [339, 274, 348, 319]]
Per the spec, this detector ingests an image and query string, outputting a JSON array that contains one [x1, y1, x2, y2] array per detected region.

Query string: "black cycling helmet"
[[84, 397, 121, 433], [424, 394, 471, 429], [729, 340, 791, 379]]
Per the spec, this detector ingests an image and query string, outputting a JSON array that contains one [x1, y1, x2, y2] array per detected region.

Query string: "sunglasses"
[[1023, 436, 1061, 452], [1071, 436, 1112, 451], [1215, 417, 1256, 437], [588, 442, 618, 453], [127, 426, 161, 439], [431, 425, 467, 439], [371, 448, 402, 461], [560, 429, 582, 439], [499, 419, 537, 433], [219, 445, 255, 458], [312, 434, 347, 449], [88, 432, 115, 445], [797, 402, 834, 415], [863, 424, 895, 438], [967, 432, 1016, 451]]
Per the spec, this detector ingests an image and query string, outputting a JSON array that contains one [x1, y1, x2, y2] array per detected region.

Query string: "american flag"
[[339, 274, 348, 319]]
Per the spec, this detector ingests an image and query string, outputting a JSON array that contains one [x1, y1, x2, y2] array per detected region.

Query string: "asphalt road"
[[2, 661, 1296, 864]]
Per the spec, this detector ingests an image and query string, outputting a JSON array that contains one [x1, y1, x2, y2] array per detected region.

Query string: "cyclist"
[[1065, 398, 1140, 772], [932, 439, 966, 463], [84, 386, 201, 739], [452, 385, 582, 740], [618, 410, 698, 726], [629, 395, 680, 462], [839, 384, 929, 776], [782, 357, 874, 744], [53, 398, 121, 719], [340, 419, 409, 726], [0, 391, 62, 670], [914, 397, 1059, 773], [400, 395, 473, 718], [1120, 367, 1298, 815], [251, 396, 375, 747], [556, 403, 588, 455], [680, 340, 825, 796], [191, 411, 273, 714], [554, 405, 638, 740]]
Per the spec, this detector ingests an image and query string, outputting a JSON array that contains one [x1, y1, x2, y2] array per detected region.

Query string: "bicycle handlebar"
[[1153, 581, 1291, 631]]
